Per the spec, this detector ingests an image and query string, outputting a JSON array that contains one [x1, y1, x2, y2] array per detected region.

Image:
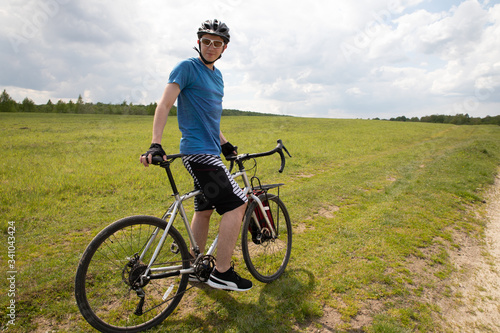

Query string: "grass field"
[[1, 112, 499, 332]]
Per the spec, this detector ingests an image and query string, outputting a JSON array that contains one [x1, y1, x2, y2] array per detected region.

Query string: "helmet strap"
[[193, 41, 222, 65]]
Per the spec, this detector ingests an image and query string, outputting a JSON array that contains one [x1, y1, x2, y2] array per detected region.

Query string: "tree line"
[[0, 90, 278, 117], [384, 114, 500, 126], [0, 90, 161, 116], [1, 89, 497, 123]]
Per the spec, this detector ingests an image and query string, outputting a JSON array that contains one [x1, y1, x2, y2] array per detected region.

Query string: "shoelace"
[[227, 262, 242, 281]]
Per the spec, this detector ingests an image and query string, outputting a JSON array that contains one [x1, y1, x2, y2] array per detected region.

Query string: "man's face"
[[199, 35, 227, 63]]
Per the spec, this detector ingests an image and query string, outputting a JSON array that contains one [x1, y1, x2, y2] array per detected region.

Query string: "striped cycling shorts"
[[182, 154, 247, 215]]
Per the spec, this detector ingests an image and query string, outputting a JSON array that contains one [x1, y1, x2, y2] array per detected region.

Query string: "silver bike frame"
[[139, 165, 276, 277]]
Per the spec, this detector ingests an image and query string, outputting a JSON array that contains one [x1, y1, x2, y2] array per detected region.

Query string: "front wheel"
[[75, 215, 190, 333], [241, 193, 292, 283]]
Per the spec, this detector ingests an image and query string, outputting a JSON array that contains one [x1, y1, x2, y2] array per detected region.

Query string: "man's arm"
[[140, 83, 180, 166], [219, 130, 228, 145], [152, 83, 181, 144]]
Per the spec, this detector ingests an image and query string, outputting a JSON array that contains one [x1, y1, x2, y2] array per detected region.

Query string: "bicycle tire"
[[75, 215, 190, 333], [241, 193, 292, 283]]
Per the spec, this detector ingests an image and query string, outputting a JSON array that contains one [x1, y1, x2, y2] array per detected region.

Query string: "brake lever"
[[226, 155, 237, 173], [282, 144, 292, 158]]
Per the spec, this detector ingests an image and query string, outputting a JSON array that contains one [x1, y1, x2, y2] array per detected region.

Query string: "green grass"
[[1, 112, 499, 332]]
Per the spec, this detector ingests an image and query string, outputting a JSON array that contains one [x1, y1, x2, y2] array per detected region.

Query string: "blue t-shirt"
[[168, 57, 224, 155]]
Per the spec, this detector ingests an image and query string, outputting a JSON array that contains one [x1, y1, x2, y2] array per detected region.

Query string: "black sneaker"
[[207, 265, 253, 291]]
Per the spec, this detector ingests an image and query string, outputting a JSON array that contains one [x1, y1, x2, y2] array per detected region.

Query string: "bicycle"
[[75, 139, 292, 332]]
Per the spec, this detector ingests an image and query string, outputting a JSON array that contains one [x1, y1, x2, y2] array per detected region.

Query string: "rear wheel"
[[75, 215, 190, 332], [241, 194, 292, 283]]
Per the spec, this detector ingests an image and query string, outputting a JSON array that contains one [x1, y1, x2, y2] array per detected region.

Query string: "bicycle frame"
[[137, 157, 277, 281]]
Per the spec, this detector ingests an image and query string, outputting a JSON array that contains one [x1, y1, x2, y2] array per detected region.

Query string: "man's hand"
[[140, 143, 166, 167], [221, 142, 237, 160]]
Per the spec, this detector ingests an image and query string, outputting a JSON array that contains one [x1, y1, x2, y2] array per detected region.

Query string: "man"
[[140, 19, 252, 291]]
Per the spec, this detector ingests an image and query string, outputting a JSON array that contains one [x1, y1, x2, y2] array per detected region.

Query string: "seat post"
[[163, 162, 179, 195]]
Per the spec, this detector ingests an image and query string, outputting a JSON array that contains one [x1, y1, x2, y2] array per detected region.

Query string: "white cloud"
[[0, 0, 499, 118], [346, 87, 365, 96]]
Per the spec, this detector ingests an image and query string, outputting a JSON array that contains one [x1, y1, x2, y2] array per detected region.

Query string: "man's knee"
[[194, 209, 213, 221]]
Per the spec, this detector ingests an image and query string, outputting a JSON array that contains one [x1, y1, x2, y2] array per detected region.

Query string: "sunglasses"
[[200, 37, 225, 48]]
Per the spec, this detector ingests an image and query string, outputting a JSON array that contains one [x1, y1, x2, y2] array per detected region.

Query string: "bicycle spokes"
[[75, 217, 190, 332], [241, 194, 292, 283]]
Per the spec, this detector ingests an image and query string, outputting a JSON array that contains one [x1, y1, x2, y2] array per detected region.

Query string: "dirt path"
[[439, 173, 500, 332], [304, 175, 500, 332]]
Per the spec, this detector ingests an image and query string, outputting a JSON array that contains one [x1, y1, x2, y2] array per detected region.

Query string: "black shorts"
[[182, 154, 247, 215]]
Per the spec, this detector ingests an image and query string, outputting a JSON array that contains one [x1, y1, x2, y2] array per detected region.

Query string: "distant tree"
[[76, 95, 84, 113], [481, 115, 499, 125], [450, 113, 470, 125], [147, 102, 157, 115], [21, 97, 35, 112], [470, 117, 482, 125], [118, 100, 130, 115], [417, 113, 499, 126], [489, 116, 500, 126], [46, 99, 54, 112], [169, 105, 177, 116], [390, 116, 407, 122], [55, 99, 67, 113], [68, 100, 76, 113], [0, 90, 18, 112], [429, 115, 445, 123], [0, 90, 10, 103]]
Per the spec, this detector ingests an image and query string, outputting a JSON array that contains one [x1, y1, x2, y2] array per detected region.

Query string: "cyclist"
[[140, 19, 252, 291]]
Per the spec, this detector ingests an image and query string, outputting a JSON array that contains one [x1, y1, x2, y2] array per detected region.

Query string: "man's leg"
[[207, 202, 252, 291], [215, 202, 247, 272], [190, 209, 213, 256], [182, 154, 251, 290]]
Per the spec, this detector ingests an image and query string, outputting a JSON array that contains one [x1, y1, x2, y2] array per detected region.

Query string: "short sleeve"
[[168, 60, 192, 91]]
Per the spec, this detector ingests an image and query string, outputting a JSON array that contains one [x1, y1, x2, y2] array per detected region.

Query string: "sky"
[[1, 0, 499, 119]]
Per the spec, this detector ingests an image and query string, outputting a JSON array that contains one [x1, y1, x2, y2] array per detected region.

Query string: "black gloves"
[[142, 143, 166, 161], [221, 142, 237, 160]]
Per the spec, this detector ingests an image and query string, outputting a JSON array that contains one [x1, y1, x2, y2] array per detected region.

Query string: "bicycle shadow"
[[180, 268, 317, 332]]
